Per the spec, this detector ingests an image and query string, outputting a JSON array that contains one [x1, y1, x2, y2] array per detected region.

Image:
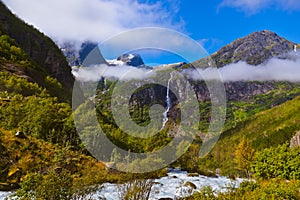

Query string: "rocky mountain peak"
[[211, 30, 296, 67], [117, 54, 145, 67]]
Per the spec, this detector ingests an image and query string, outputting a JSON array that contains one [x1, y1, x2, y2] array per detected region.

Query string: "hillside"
[[0, 1, 75, 102], [197, 94, 300, 175], [0, 129, 107, 192]]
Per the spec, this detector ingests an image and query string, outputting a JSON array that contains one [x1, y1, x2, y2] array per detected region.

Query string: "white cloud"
[[219, 0, 300, 14], [185, 52, 300, 82], [72, 64, 155, 82], [2, 0, 184, 43]]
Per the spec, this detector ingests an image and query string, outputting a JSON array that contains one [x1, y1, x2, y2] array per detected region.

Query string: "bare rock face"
[[290, 131, 300, 148]]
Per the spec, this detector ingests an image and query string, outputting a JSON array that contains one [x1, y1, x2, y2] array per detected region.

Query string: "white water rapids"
[[0, 170, 245, 200]]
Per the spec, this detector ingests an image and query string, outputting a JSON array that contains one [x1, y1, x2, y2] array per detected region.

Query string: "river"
[[0, 169, 244, 200]]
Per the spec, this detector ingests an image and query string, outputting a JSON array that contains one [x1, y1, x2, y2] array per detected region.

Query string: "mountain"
[[94, 30, 300, 149], [193, 30, 296, 68], [116, 54, 145, 66], [61, 42, 152, 69], [61, 42, 99, 67], [107, 53, 153, 69], [211, 30, 296, 67], [126, 30, 299, 107], [0, 1, 75, 101]]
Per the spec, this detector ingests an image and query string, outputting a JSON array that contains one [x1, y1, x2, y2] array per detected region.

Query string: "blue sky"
[[3, 0, 300, 64], [176, 0, 300, 53]]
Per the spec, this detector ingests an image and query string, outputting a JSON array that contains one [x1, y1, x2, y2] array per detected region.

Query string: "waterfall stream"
[[162, 72, 173, 128]]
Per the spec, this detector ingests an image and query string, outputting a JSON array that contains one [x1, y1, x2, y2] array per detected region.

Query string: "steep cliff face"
[[128, 78, 277, 107], [0, 2, 74, 95]]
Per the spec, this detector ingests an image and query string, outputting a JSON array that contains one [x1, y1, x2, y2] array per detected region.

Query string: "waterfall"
[[294, 45, 297, 52], [162, 73, 173, 128]]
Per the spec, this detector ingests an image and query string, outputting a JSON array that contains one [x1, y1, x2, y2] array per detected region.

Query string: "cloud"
[[72, 64, 155, 82], [219, 0, 300, 14], [2, 0, 184, 43], [185, 52, 300, 82]]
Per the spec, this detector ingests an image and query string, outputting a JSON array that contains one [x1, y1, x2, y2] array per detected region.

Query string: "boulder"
[[184, 181, 197, 189], [290, 131, 300, 148], [187, 173, 199, 177], [15, 131, 26, 139]]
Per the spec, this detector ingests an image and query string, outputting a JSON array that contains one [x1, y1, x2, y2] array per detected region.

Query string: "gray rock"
[[290, 131, 300, 148]]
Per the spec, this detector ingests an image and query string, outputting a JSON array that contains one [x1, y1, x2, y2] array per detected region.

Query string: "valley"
[[1, 1, 300, 199]]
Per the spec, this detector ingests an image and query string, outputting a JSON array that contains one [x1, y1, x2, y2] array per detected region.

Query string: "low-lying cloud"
[[186, 53, 300, 82], [72, 64, 155, 82]]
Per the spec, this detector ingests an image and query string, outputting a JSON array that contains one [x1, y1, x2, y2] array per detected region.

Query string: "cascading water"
[[162, 72, 173, 128]]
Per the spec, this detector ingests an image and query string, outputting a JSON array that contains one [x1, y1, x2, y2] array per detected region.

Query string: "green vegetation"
[[0, 35, 32, 67], [196, 95, 300, 176], [94, 82, 173, 154], [0, 0, 75, 102], [184, 180, 300, 200], [0, 71, 77, 145], [0, 32, 70, 102], [2, 64, 297, 198], [0, 129, 108, 193], [252, 143, 300, 180], [234, 138, 255, 177], [182, 143, 300, 199]]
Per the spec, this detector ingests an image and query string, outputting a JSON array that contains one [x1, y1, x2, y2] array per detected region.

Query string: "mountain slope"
[[200, 95, 300, 175], [0, 1, 74, 101]]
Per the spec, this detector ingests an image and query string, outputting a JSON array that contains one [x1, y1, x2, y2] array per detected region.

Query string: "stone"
[[184, 181, 197, 189], [216, 168, 222, 175], [15, 131, 26, 139], [187, 173, 199, 177], [290, 131, 300, 148]]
